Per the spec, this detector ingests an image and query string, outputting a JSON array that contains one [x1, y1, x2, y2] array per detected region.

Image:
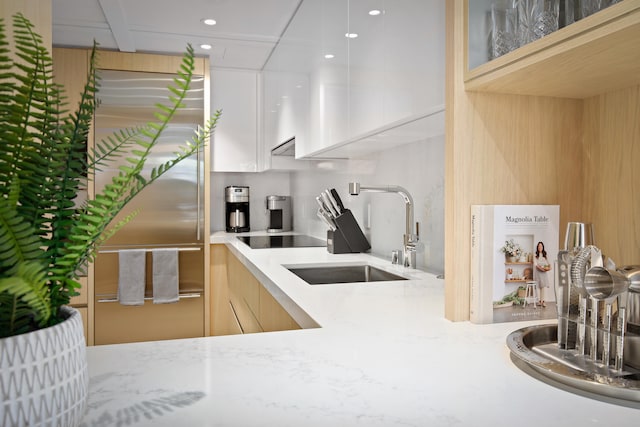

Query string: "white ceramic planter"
[[0, 306, 88, 427]]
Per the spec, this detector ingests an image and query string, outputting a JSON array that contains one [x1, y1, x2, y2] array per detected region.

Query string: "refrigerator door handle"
[[196, 125, 202, 241]]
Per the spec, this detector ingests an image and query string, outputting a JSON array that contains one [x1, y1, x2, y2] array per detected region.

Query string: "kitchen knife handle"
[[320, 192, 338, 217], [324, 189, 342, 215], [330, 188, 345, 212], [317, 208, 336, 231]]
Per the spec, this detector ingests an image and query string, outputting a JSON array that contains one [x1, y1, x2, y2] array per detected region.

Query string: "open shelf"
[[465, 0, 640, 98]]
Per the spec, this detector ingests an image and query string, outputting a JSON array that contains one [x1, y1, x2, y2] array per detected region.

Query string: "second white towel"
[[118, 249, 146, 306], [152, 248, 179, 304]]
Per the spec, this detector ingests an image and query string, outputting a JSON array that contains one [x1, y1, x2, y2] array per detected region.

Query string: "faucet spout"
[[348, 182, 419, 268]]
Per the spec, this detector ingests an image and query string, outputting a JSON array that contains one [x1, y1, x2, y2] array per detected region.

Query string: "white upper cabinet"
[[262, 0, 445, 161], [263, 0, 348, 160], [348, 0, 445, 136], [211, 68, 259, 172]]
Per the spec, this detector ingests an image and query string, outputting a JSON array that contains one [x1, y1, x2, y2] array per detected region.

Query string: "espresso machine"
[[225, 186, 250, 232], [266, 195, 291, 233]]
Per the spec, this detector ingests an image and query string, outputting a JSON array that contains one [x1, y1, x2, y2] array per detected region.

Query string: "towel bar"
[[97, 292, 201, 303], [98, 247, 201, 254]]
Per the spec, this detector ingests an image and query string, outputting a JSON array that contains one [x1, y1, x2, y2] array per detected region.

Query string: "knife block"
[[326, 209, 371, 254]]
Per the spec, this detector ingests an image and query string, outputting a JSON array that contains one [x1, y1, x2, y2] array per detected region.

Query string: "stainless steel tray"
[[507, 324, 640, 407]]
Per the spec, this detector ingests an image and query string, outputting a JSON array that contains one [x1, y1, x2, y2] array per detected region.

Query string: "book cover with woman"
[[470, 204, 560, 324], [533, 241, 552, 307]]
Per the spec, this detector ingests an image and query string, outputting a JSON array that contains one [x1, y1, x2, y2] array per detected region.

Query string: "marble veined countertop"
[[79, 232, 639, 427]]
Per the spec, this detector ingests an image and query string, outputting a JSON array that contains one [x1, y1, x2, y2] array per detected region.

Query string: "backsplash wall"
[[210, 136, 444, 274], [290, 136, 445, 274]]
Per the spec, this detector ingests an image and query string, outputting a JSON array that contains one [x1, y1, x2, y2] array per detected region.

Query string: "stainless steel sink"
[[286, 264, 407, 285]]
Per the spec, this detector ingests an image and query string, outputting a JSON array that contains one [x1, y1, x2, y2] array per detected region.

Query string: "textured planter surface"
[[1, 306, 88, 427]]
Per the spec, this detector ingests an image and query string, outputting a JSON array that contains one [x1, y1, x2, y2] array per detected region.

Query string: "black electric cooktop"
[[237, 235, 326, 249]]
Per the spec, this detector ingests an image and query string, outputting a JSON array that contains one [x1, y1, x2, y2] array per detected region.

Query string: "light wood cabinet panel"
[[52, 48, 89, 110], [1, 0, 51, 52], [259, 285, 300, 332], [210, 244, 300, 335], [229, 299, 263, 334], [226, 301, 243, 335], [94, 297, 203, 345], [581, 87, 640, 266], [241, 264, 260, 318], [226, 251, 263, 334], [211, 244, 236, 336]]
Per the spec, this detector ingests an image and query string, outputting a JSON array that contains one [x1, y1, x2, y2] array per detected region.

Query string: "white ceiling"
[[51, 0, 302, 70]]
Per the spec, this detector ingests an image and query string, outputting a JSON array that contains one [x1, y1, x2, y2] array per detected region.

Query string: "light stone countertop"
[[80, 232, 639, 427]]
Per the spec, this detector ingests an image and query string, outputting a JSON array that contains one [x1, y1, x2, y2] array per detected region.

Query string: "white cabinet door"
[[348, 0, 445, 139], [269, 0, 348, 159], [262, 0, 445, 160], [382, 0, 445, 125], [211, 69, 258, 172], [262, 70, 280, 158], [263, 71, 309, 150], [347, 0, 385, 138]]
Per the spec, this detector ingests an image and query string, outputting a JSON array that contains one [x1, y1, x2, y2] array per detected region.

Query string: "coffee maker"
[[225, 186, 250, 232], [266, 195, 291, 233]]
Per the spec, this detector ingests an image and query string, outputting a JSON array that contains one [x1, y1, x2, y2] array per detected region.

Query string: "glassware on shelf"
[[565, 0, 622, 26], [564, 0, 582, 26], [490, 0, 519, 59], [581, 0, 619, 19], [515, 0, 559, 46]]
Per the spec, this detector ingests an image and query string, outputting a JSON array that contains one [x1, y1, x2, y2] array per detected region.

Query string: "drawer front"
[[94, 296, 204, 345], [229, 298, 262, 334], [227, 301, 243, 335]]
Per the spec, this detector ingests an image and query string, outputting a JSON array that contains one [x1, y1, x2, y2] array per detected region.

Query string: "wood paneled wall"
[[0, 0, 52, 52], [446, 0, 585, 321], [582, 86, 640, 266]]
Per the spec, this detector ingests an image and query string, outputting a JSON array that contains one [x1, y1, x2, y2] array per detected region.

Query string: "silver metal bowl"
[[507, 324, 640, 407]]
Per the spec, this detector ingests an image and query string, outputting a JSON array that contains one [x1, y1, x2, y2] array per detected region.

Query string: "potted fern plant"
[[0, 13, 219, 426]]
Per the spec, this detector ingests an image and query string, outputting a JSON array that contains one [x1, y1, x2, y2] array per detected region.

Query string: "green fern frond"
[[0, 261, 51, 337], [88, 126, 146, 171], [0, 181, 43, 275]]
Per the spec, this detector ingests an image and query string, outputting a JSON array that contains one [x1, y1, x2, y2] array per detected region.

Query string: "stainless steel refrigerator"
[[93, 69, 206, 344]]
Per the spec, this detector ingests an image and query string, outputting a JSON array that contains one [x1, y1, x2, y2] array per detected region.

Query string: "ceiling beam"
[[98, 0, 136, 52]]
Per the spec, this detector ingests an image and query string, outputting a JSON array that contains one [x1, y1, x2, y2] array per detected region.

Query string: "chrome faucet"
[[348, 182, 419, 268]]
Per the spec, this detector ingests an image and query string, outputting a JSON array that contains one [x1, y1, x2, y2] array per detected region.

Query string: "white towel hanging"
[[117, 250, 146, 305], [152, 248, 179, 304]]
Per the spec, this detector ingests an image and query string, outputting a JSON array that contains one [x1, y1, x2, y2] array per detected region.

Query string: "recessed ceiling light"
[[202, 18, 217, 26], [200, 44, 212, 50], [369, 9, 382, 16], [324, 54, 335, 59], [345, 33, 358, 38]]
